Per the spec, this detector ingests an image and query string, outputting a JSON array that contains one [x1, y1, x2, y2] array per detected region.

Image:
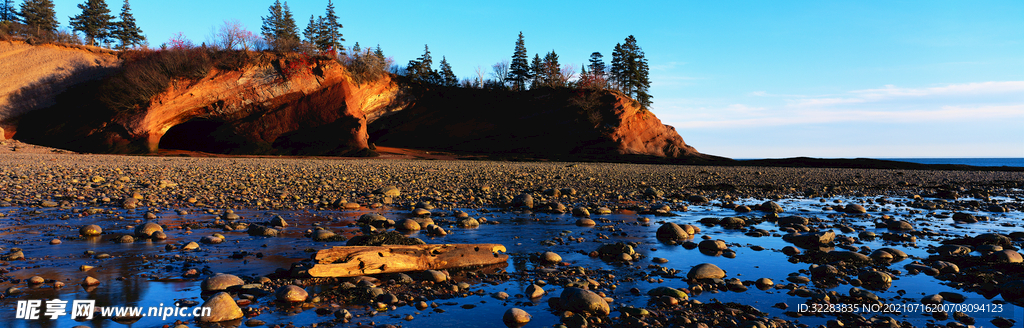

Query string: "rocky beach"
[[1, 149, 1022, 328]]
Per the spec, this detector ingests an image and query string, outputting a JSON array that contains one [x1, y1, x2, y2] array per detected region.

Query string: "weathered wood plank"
[[308, 243, 508, 277]]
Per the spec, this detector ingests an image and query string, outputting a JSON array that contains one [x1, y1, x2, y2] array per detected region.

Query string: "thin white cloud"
[[665, 81, 1024, 129]]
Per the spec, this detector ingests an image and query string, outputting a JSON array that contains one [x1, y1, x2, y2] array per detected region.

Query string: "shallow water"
[[1, 194, 1023, 328]]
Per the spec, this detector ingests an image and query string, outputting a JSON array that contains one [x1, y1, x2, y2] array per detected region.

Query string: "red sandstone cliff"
[[13, 47, 712, 161]]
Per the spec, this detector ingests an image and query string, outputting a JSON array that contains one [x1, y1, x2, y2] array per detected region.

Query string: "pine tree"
[[302, 15, 321, 47], [373, 44, 384, 60], [261, 0, 299, 50], [588, 52, 605, 79], [110, 0, 144, 49], [439, 56, 457, 87], [543, 50, 561, 87], [610, 36, 652, 109], [352, 42, 360, 54], [406, 44, 437, 83], [319, 0, 344, 55], [508, 32, 531, 91], [609, 43, 624, 91], [20, 0, 59, 34], [280, 2, 298, 41], [529, 54, 543, 89], [70, 0, 114, 46], [1, 0, 17, 23]]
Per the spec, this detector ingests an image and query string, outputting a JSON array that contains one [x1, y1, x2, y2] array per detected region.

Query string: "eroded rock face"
[[16, 50, 713, 160], [368, 88, 710, 160]]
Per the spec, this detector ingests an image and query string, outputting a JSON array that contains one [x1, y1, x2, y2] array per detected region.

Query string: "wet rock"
[[115, 234, 134, 243], [755, 278, 774, 289], [688, 263, 726, 280], [778, 216, 809, 226], [512, 193, 534, 209], [698, 239, 727, 251], [412, 208, 431, 216], [198, 292, 243, 322], [785, 231, 835, 247], [829, 251, 872, 263], [151, 231, 167, 240], [781, 246, 801, 256], [886, 220, 914, 231], [202, 274, 244, 292], [656, 222, 690, 240], [312, 229, 337, 241], [82, 276, 100, 286], [541, 251, 562, 264], [575, 218, 596, 227], [975, 233, 1012, 247], [845, 204, 867, 214], [79, 225, 102, 236], [503, 308, 531, 326], [939, 292, 965, 303], [952, 212, 977, 223], [859, 271, 892, 290], [594, 206, 612, 214], [647, 286, 689, 300], [989, 250, 1023, 263], [719, 217, 746, 228], [200, 235, 224, 244], [572, 207, 590, 217], [397, 218, 421, 231], [423, 270, 448, 283], [921, 294, 943, 304], [870, 249, 894, 262], [49, 239, 61, 245], [643, 186, 664, 197], [28, 276, 45, 284], [269, 215, 288, 227], [526, 284, 546, 298], [932, 261, 959, 274], [457, 217, 480, 228], [133, 222, 163, 238], [877, 247, 907, 259], [275, 285, 308, 302], [182, 242, 200, 250], [759, 201, 784, 213], [559, 287, 610, 316], [936, 245, 971, 257], [245, 319, 266, 327], [597, 243, 636, 260]]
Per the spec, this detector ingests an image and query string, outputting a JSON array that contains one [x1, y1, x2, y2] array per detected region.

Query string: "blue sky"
[[48, 0, 1024, 158]]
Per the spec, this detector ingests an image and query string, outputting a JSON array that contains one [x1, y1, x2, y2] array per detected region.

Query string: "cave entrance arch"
[[158, 118, 246, 154]]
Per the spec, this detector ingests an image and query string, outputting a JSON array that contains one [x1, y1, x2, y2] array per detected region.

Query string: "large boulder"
[[559, 287, 610, 316], [198, 292, 243, 322], [201, 274, 244, 292]]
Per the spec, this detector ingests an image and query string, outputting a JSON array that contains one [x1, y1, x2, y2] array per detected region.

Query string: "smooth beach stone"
[[202, 274, 244, 292], [525, 284, 545, 298], [134, 222, 163, 238], [80, 224, 103, 236], [503, 308, 531, 325], [559, 287, 610, 316], [541, 251, 562, 263], [198, 292, 243, 322], [656, 222, 690, 240], [688, 263, 726, 280], [275, 285, 308, 302]]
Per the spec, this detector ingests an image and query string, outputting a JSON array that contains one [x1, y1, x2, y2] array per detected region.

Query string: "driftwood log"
[[308, 243, 508, 277]]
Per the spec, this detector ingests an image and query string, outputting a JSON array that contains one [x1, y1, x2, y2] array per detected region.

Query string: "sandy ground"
[[0, 41, 119, 127]]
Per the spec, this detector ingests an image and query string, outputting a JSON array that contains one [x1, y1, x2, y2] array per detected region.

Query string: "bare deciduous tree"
[[490, 59, 509, 87]]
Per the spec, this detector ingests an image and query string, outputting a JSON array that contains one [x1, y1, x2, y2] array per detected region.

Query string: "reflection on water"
[[1, 196, 1022, 327]]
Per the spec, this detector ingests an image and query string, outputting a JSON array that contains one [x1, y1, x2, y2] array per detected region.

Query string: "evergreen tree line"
[[260, 0, 342, 55], [0, 0, 145, 49], [404, 32, 653, 109]]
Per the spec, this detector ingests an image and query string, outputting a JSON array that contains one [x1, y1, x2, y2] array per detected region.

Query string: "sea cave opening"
[[158, 119, 246, 154]]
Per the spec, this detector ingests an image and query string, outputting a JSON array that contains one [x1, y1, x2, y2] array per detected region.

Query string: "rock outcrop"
[[12, 45, 712, 160], [0, 40, 120, 136]]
